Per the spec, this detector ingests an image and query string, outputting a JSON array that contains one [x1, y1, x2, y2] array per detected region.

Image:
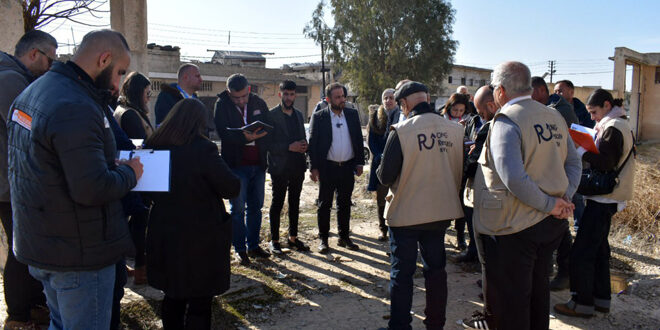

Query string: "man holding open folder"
[[214, 73, 271, 265]]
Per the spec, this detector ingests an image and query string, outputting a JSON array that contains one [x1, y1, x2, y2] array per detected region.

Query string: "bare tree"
[[22, 0, 108, 32]]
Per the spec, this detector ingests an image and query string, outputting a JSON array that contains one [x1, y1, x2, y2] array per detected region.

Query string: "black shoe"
[[338, 237, 359, 250], [377, 230, 388, 241], [455, 251, 478, 263], [288, 238, 310, 252], [247, 246, 271, 259], [235, 251, 251, 266], [594, 305, 610, 313], [553, 302, 593, 318], [269, 241, 283, 255], [318, 239, 329, 254], [461, 310, 493, 329], [549, 274, 570, 291]]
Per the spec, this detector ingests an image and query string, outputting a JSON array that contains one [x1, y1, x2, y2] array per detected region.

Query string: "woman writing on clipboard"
[[554, 89, 635, 318], [144, 99, 240, 329]]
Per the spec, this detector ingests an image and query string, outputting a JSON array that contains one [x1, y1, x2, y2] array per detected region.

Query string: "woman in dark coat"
[[144, 99, 240, 329], [367, 103, 389, 241]]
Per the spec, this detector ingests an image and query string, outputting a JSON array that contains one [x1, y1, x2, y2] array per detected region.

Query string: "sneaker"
[[377, 230, 387, 241], [337, 237, 359, 250], [595, 305, 610, 313], [3, 319, 38, 330], [318, 239, 329, 254], [269, 241, 283, 255], [461, 311, 493, 329], [247, 246, 271, 259], [287, 238, 310, 252], [235, 251, 251, 266], [549, 274, 569, 291]]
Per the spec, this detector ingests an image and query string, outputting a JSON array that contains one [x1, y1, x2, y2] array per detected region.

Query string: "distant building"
[[435, 65, 493, 108], [209, 50, 273, 68]]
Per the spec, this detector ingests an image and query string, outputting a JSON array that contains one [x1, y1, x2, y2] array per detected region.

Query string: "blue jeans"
[[388, 223, 449, 330], [29, 264, 115, 330], [230, 165, 266, 252]]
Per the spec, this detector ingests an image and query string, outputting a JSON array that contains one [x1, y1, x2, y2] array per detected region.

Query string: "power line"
[[149, 22, 303, 36]]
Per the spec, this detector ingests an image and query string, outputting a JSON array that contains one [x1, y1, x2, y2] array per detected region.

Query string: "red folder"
[[569, 124, 599, 154]]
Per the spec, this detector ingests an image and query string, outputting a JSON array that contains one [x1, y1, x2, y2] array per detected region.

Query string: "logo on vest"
[[417, 132, 453, 152], [534, 123, 563, 146]]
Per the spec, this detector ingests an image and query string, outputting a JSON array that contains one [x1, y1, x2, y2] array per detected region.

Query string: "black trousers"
[[375, 183, 388, 232], [553, 227, 572, 276], [111, 259, 127, 330], [317, 162, 355, 240], [128, 208, 149, 268], [269, 168, 305, 241], [0, 201, 46, 322], [482, 216, 567, 330], [569, 200, 617, 307], [161, 295, 213, 330]]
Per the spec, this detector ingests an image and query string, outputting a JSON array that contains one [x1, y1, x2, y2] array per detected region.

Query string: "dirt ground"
[[1, 166, 659, 329]]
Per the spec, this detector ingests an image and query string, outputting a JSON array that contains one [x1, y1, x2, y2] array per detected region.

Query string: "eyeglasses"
[[36, 49, 56, 66]]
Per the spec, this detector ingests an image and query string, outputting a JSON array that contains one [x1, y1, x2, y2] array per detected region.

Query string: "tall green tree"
[[306, 0, 457, 106]]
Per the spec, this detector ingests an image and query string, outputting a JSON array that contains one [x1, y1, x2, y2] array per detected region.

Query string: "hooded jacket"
[[0, 52, 34, 202], [7, 61, 136, 271]]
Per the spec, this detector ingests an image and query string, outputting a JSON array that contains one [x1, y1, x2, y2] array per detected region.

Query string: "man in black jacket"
[[214, 74, 270, 265], [7, 29, 143, 329], [0, 29, 56, 330], [265, 80, 310, 254], [154, 63, 202, 126], [308, 83, 365, 253]]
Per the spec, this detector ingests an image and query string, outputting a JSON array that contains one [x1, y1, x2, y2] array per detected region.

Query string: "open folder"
[[569, 123, 599, 154], [227, 120, 274, 133], [119, 149, 171, 192]]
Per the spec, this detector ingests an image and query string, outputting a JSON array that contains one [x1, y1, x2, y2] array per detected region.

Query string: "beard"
[[94, 64, 114, 91], [330, 101, 344, 111], [282, 99, 294, 110]]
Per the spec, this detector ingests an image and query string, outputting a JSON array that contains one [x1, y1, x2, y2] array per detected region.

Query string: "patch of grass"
[[612, 142, 660, 248], [119, 300, 161, 330]]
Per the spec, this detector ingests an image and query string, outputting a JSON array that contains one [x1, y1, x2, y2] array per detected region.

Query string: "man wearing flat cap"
[[377, 81, 464, 329]]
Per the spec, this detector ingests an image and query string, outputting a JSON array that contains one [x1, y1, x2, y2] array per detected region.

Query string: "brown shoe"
[[3, 319, 38, 330], [553, 303, 593, 318], [133, 266, 147, 285]]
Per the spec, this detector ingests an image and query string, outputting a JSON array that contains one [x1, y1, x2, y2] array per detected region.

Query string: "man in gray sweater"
[[473, 61, 581, 329], [0, 30, 57, 329]]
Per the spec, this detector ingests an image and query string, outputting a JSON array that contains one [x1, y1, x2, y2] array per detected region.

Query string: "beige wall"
[[0, 0, 24, 54], [640, 65, 660, 140]]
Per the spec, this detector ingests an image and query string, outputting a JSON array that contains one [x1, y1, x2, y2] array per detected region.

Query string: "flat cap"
[[394, 81, 428, 101]]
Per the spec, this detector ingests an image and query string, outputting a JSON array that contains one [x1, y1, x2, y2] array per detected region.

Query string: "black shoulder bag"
[[577, 138, 635, 196]]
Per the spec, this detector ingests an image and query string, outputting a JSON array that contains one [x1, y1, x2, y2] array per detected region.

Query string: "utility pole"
[[320, 33, 329, 99], [548, 60, 556, 83]]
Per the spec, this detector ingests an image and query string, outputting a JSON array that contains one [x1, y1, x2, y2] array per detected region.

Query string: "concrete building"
[[210, 50, 272, 68], [611, 47, 660, 142], [434, 64, 493, 108]]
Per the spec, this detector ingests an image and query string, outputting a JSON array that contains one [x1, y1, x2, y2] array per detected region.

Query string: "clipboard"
[[569, 123, 599, 154], [119, 149, 171, 192], [227, 120, 274, 133]]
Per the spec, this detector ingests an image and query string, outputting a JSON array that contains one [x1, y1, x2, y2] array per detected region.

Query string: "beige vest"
[[473, 98, 569, 235], [595, 117, 635, 201], [384, 113, 464, 227]]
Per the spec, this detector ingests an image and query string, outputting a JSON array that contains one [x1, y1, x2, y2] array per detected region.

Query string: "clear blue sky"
[[45, 0, 660, 90]]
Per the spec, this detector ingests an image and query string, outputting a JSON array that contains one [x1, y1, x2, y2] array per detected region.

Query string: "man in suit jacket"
[[308, 82, 365, 253], [265, 80, 310, 255], [214, 73, 271, 266]]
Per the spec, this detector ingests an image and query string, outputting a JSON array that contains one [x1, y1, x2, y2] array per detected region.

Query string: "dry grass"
[[611, 142, 660, 246]]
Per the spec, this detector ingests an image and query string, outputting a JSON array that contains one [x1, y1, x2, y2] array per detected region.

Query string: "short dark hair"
[[146, 99, 209, 147], [14, 30, 57, 58], [325, 82, 347, 98], [555, 80, 574, 89], [586, 89, 623, 108], [227, 73, 249, 92], [177, 63, 199, 80], [279, 80, 296, 91], [77, 29, 130, 57], [531, 76, 548, 94], [119, 71, 151, 112]]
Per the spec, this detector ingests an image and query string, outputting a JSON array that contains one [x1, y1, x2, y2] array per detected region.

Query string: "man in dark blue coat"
[[7, 29, 143, 329]]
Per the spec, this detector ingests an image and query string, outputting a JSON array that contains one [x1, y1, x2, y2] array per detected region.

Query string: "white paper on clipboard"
[[119, 149, 170, 192]]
